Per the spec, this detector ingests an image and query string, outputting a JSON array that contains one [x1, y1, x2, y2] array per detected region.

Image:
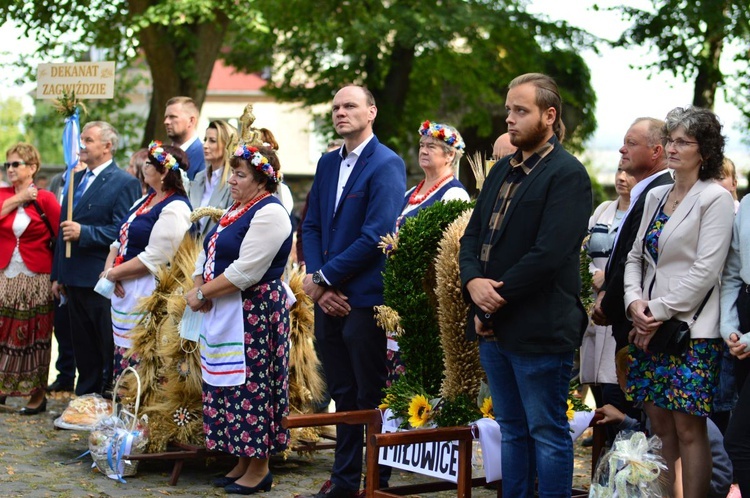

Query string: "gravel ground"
[[0, 392, 593, 497]]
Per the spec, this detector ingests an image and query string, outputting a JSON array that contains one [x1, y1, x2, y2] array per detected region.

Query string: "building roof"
[[207, 60, 267, 93]]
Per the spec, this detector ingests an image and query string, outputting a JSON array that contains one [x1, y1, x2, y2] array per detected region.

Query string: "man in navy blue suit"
[[164, 96, 205, 180], [51, 121, 141, 396], [301, 85, 406, 498]]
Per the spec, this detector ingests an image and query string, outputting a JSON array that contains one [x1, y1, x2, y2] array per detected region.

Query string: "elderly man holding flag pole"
[[50, 112, 140, 396]]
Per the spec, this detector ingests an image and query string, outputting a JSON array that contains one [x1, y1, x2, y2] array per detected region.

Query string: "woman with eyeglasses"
[[623, 107, 734, 498], [0, 143, 61, 414]]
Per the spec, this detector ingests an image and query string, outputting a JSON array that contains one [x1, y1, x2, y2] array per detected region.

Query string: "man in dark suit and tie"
[[301, 85, 406, 498], [460, 73, 592, 496], [592, 118, 672, 349], [51, 121, 141, 396], [164, 96, 205, 180]]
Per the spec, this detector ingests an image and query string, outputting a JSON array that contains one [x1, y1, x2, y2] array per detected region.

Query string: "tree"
[[0, 97, 24, 156], [228, 0, 598, 162], [612, 0, 750, 112], [0, 0, 245, 146], [2, 0, 598, 161]]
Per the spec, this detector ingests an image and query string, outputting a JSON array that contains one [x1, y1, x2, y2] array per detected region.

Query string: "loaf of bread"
[[60, 395, 112, 427]]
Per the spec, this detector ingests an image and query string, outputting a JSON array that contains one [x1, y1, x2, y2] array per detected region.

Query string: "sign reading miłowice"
[[37, 62, 115, 99]]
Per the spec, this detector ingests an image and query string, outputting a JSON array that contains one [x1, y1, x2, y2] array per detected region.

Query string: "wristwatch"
[[196, 288, 206, 302], [312, 270, 328, 287]]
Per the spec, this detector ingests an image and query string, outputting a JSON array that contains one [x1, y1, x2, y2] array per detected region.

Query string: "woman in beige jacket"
[[623, 106, 734, 498]]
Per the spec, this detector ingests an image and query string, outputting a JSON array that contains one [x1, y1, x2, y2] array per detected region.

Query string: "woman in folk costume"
[[395, 120, 469, 230], [102, 141, 192, 378], [185, 144, 292, 495]]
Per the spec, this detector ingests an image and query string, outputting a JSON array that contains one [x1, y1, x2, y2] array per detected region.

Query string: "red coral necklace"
[[407, 173, 454, 205], [220, 192, 271, 227]]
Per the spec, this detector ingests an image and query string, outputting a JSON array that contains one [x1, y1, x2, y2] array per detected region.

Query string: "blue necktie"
[[73, 170, 93, 208]]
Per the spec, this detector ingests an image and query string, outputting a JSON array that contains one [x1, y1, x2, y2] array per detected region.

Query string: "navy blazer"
[[184, 139, 206, 180], [302, 135, 406, 308], [51, 162, 142, 287], [460, 139, 592, 353]]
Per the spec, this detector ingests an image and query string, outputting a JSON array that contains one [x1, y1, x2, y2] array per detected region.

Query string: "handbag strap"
[[31, 200, 56, 240], [690, 287, 714, 324]]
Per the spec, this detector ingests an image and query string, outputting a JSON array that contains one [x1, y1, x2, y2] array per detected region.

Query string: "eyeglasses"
[[664, 138, 699, 149], [3, 161, 26, 169]]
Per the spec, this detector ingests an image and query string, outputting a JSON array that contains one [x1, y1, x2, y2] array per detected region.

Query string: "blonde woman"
[[189, 120, 238, 237]]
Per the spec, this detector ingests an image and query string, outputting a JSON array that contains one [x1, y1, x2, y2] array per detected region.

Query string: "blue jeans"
[[479, 339, 574, 498]]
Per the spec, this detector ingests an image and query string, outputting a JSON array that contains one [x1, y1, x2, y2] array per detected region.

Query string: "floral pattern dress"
[[626, 208, 721, 417], [202, 280, 290, 457]]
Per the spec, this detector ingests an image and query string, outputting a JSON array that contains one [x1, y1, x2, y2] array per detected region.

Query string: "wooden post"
[[65, 172, 74, 257]]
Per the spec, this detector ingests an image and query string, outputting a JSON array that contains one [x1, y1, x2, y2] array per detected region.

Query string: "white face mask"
[[93, 276, 115, 298], [179, 306, 203, 343]]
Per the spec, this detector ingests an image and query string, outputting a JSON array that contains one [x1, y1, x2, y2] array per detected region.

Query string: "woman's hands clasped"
[[627, 299, 662, 351], [185, 287, 213, 313]]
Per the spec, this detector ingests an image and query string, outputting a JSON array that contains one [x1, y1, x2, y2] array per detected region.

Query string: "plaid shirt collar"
[[508, 135, 557, 175]]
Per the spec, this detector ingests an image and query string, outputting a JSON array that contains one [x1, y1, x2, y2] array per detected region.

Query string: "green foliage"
[[0, 97, 25, 157], [434, 393, 482, 428], [580, 245, 595, 314], [613, 0, 750, 122], [382, 199, 473, 395], [24, 100, 64, 165], [238, 0, 598, 166]]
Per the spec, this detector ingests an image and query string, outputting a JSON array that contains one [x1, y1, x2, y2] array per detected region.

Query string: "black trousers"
[[52, 297, 76, 386], [725, 364, 750, 495], [315, 306, 391, 491], [66, 286, 113, 396]]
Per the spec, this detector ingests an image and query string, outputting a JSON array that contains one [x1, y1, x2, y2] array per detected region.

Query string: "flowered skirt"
[[113, 346, 140, 381], [203, 279, 290, 458], [0, 271, 53, 395], [626, 339, 721, 416]]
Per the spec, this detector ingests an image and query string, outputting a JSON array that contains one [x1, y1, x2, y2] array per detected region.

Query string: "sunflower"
[[566, 399, 575, 422], [408, 394, 432, 428], [480, 397, 494, 420]]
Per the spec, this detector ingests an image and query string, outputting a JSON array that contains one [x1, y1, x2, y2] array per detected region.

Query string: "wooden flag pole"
[[65, 171, 75, 257]]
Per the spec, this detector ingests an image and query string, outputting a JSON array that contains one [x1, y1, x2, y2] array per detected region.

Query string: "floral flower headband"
[[418, 120, 465, 151], [233, 144, 282, 184], [148, 140, 180, 171]]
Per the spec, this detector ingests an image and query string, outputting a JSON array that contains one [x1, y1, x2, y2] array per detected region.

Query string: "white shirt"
[[193, 203, 292, 290], [110, 197, 192, 275], [273, 182, 294, 214], [179, 133, 200, 152], [335, 134, 374, 210], [610, 169, 671, 251], [200, 167, 223, 208]]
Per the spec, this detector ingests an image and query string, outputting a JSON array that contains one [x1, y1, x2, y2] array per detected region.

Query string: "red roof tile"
[[207, 60, 267, 92]]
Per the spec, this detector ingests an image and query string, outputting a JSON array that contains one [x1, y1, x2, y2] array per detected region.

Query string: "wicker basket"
[[88, 367, 147, 480]]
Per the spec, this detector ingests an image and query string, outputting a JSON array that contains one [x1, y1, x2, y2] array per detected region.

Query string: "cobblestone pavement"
[[0, 393, 593, 497]]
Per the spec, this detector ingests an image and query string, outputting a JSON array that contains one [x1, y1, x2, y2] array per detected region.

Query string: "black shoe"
[[47, 380, 74, 393], [581, 435, 594, 447], [224, 472, 273, 495], [211, 475, 239, 487], [0, 396, 6, 405], [19, 398, 47, 416]]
